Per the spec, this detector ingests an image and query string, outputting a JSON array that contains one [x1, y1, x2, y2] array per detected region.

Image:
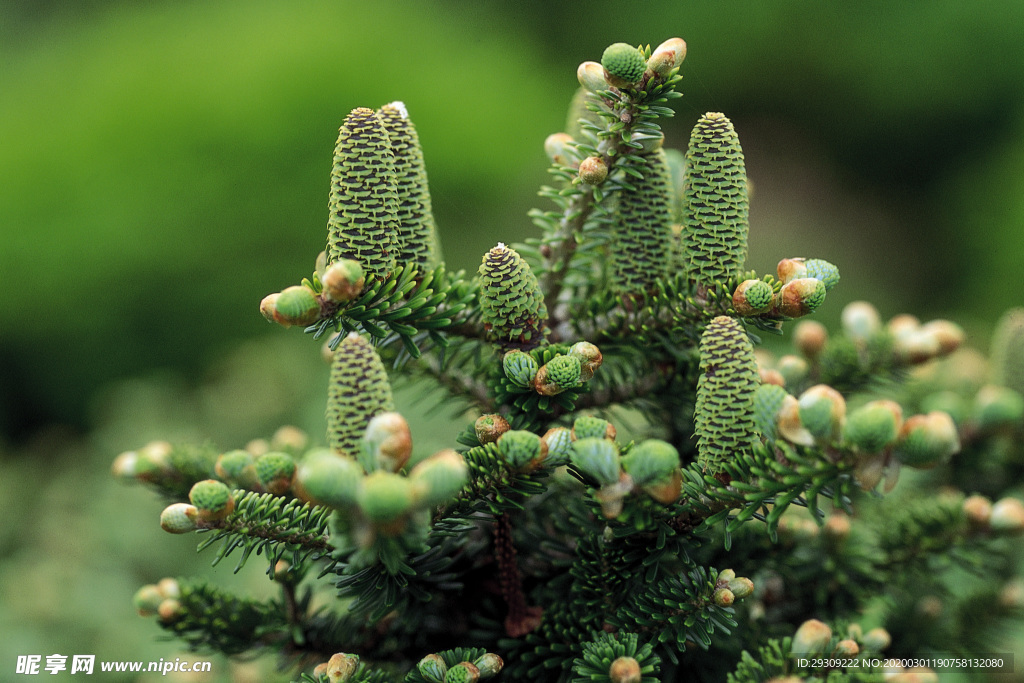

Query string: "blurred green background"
[[2, 1, 1024, 680]]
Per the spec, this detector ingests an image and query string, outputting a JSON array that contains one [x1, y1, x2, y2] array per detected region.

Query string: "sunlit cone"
[[326, 653, 360, 683], [534, 354, 582, 395], [326, 333, 395, 456]]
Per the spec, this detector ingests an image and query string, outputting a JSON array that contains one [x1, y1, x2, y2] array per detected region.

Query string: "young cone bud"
[[777, 258, 808, 284], [569, 341, 603, 381], [326, 653, 360, 683], [544, 132, 576, 166], [791, 619, 832, 655], [535, 354, 582, 395], [647, 37, 687, 77], [695, 316, 760, 473], [361, 411, 413, 473], [893, 411, 960, 468], [621, 439, 679, 486], [497, 430, 548, 471], [188, 480, 234, 522], [215, 450, 257, 488], [160, 503, 199, 534], [576, 62, 608, 93], [861, 627, 891, 651], [753, 383, 790, 440], [541, 427, 573, 467], [962, 494, 993, 527], [321, 259, 365, 304], [990, 497, 1024, 534], [572, 415, 615, 441], [503, 350, 540, 388], [273, 285, 321, 328], [478, 244, 547, 347], [260, 292, 280, 324], [682, 113, 749, 287], [973, 384, 1024, 431], [733, 279, 774, 315], [776, 278, 827, 318], [776, 355, 809, 387], [793, 320, 828, 359], [327, 108, 399, 279], [294, 450, 363, 508], [134, 584, 164, 616], [254, 451, 295, 495], [409, 449, 469, 507], [797, 385, 846, 444], [475, 414, 510, 445], [841, 301, 881, 343], [472, 653, 503, 678], [326, 333, 395, 457], [601, 42, 646, 87], [357, 471, 414, 524], [444, 663, 480, 683], [843, 400, 902, 453], [571, 437, 622, 486], [417, 654, 447, 683], [804, 258, 840, 291], [608, 656, 642, 683], [578, 156, 608, 185]]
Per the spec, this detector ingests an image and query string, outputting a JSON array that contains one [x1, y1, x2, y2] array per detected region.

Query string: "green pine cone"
[[609, 148, 675, 297], [990, 308, 1024, 396], [695, 316, 759, 474], [682, 113, 749, 287], [326, 333, 395, 456], [753, 383, 789, 440], [601, 42, 646, 86], [377, 102, 440, 269], [478, 243, 547, 347], [327, 107, 399, 279]]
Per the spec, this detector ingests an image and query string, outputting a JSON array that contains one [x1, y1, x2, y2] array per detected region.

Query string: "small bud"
[[776, 258, 808, 284], [133, 584, 164, 616], [273, 285, 321, 328], [497, 430, 548, 472], [791, 619, 832, 655], [157, 598, 183, 622], [472, 653, 503, 678], [714, 587, 735, 607], [260, 292, 280, 323], [804, 258, 840, 291], [215, 450, 258, 488], [962, 494, 993, 527], [321, 259, 365, 304], [576, 61, 608, 93], [111, 450, 139, 480], [409, 449, 469, 507], [445, 662, 480, 683], [571, 437, 622, 486], [717, 569, 736, 583], [843, 400, 902, 453], [647, 37, 687, 77], [861, 627, 891, 651], [156, 577, 180, 599], [601, 42, 647, 88], [776, 355, 809, 387], [534, 354, 582, 395], [357, 471, 414, 524], [272, 425, 308, 452], [760, 368, 785, 386], [326, 653, 360, 683], [621, 439, 679, 486], [753, 383, 790, 439], [727, 576, 755, 599], [793, 320, 828, 359], [733, 279, 774, 316], [776, 278, 827, 318], [568, 341, 603, 382], [544, 132, 575, 167], [475, 414, 510, 445], [361, 412, 413, 473], [608, 656, 642, 683], [644, 469, 683, 504], [834, 639, 860, 656], [418, 654, 448, 683], [541, 427, 573, 467], [777, 394, 816, 447], [921, 319, 964, 356], [578, 156, 608, 185], [294, 450, 364, 508], [160, 503, 199, 534], [888, 314, 921, 340], [188, 480, 234, 522], [572, 415, 616, 441], [974, 385, 1024, 432], [132, 441, 173, 482], [823, 513, 851, 541], [798, 384, 847, 444], [990, 497, 1024, 534], [841, 301, 881, 344], [893, 411, 960, 468], [503, 350, 540, 388], [254, 451, 296, 495]]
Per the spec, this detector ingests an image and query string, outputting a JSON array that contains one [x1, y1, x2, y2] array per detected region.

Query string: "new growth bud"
[[294, 450, 363, 508], [571, 438, 622, 486], [497, 430, 548, 472], [321, 259, 365, 304], [601, 42, 647, 88], [608, 656, 642, 683], [647, 37, 687, 77], [188, 480, 234, 522], [578, 156, 608, 185], [577, 62, 608, 93], [160, 503, 199, 534], [272, 286, 321, 328], [791, 619, 832, 655], [475, 414, 510, 444], [409, 450, 469, 507], [361, 412, 413, 473], [733, 279, 774, 316]]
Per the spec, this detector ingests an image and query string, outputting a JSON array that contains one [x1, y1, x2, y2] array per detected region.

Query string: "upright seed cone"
[[326, 333, 395, 457], [478, 243, 547, 348]]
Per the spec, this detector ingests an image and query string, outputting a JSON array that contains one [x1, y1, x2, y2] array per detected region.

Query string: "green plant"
[[113, 37, 1024, 682]]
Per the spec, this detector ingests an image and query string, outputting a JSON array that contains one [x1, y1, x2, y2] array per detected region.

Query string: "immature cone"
[[609, 148, 675, 297], [376, 102, 440, 268], [601, 42, 646, 87], [608, 656, 642, 683], [541, 427, 573, 467], [797, 384, 846, 444], [775, 278, 827, 318], [843, 400, 902, 453], [572, 415, 615, 441], [254, 451, 295, 495], [321, 259, 365, 304], [534, 354, 582, 395], [791, 619, 832, 655], [478, 243, 547, 347], [503, 350, 540, 388], [497, 430, 548, 471], [990, 308, 1024, 396], [473, 653, 503, 678], [682, 113, 749, 287], [571, 437, 622, 486], [356, 471, 414, 524], [273, 285, 321, 327], [475, 414, 510, 444], [445, 663, 480, 683], [804, 258, 840, 291], [647, 37, 687, 77], [188, 480, 234, 522], [327, 107, 399, 279], [417, 654, 448, 683], [695, 317, 760, 474], [326, 333, 395, 456]]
